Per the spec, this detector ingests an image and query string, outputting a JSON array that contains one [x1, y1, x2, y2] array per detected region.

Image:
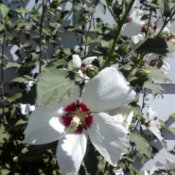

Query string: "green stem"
[[102, 0, 135, 68], [0, 31, 5, 100], [84, 0, 99, 55], [39, 0, 45, 73], [156, 6, 175, 38], [145, 10, 153, 37]]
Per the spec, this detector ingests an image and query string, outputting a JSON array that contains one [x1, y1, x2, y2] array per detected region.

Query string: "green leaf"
[[16, 7, 29, 13], [129, 132, 152, 158], [0, 4, 9, 19], [158, 0, 170, 17], [135, 38, 168, 55], [165, 128, 175, 134], [0, 125, 10, 144], [12, 77, 27, 83], [5, 62, 21, 69], [12, 75, 34, 83], [8, 92, 23, 103], [148, 66, 170, 82], [53, 59, 67, 67], [36, 68, 75, 105], [97, 2, 106, 14], [158, 0, 165, 13], [143, 81, 163, 95], [170, 113, 175, 119]]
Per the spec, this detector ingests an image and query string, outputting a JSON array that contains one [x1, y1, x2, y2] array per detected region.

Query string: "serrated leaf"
[[0, 4, 9, 19], [0, 24, 5, 32], [143, 81, 163, 94], [158, 0, 165, 12], [8, 92, 23, 103], [12, 77, 27, 83], [165, 128, 175, 134], [170, 113, 175, 119], [36, 68, 75, 105], [0, 169, 10, 174], [53, 59, 67, 67], [129, 132, 152, 158], [97, 2, 106, 14], [0, 125, 10, 143], [16, 7, 29, 13], [12, 75, 34, 83], [5, 62, 21, 69], [158, 0, 170, 16], [147, 66, 170, 83], [135, 38, 168, 55]]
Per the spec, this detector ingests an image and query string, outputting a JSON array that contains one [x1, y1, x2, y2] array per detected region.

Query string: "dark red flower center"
[[61, 101, 93, 134], [127, 16, 132, 23], [80, 63, 87, 74], [146, 121, 151, 128]]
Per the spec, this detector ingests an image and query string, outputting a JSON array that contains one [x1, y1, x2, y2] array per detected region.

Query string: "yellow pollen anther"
[[69, 116, 81, 132]]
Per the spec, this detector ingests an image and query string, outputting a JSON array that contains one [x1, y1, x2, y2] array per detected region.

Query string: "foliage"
[[0, 0, 175, 174]]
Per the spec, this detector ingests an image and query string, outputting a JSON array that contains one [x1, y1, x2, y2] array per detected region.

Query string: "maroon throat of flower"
[[61, 101, 93, 134]]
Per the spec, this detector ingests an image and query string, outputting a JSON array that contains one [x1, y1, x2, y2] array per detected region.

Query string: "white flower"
[[121, 9, 145, 37], [20, 104, 35, 115], [131, 34, 145, 44], [24, 67, 136, 175], [144, 54, 171, 83], [115, 168, 124, 175], [72, 54, 97, 81], [160, 61, 170, 75], [143, 107, 163, 141], [157, 17, 175, 35], [144, 166, 156, 175], [144, 53, 170, 74], [25, 80, 34, 92], [108, 106, 134, 133], [156, 158, 175, 171]]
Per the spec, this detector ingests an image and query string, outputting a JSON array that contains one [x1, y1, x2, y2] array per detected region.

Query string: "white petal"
[[76, 70, 90, 81], [166, 158, 175, 170], [57, 133, 87, 175], [82, 67, 136, 112], [131, 34, 144, 44], [149, 125, 163, 141], [88, 113, 129, 166], [24, 102, 65, 145], [108, 106, 134, 128], [169, 20, 175, 33], [20, 104, 35, 115], [82, 56, 97, 66], [161, 61, 170, 74], [121, 23, 143, 37], [25, 80, 34, 91], [110, 106, 134, 132], [113, 114, 124, 124], [144, 170, 149, 175], [115, 168, 124, 175], [24, 87, 80, 145], [145, 107, 157, 121], [72, 54, 82, 68]]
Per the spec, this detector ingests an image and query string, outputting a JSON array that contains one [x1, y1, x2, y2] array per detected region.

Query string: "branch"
[[39, 0, 45, 73], [0, 31, 5, 100], [102, 0, 135, 68]]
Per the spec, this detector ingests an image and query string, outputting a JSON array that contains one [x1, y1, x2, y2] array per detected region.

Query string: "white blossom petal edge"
[[24, 67, 136, 175], [20, 104, 35, 115], [143, 107, 163, 141]]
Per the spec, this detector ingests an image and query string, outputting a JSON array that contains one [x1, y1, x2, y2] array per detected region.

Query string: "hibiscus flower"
[[24, 67, 136, 175], [143, 107, 163, 141], [72, 54, 97, 81]]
